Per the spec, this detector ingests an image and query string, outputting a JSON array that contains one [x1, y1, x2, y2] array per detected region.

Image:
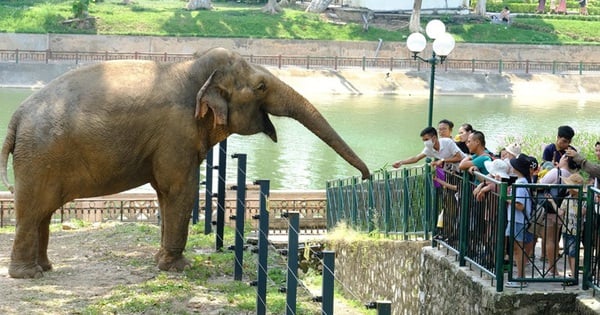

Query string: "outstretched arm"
[[393, 153, 426, 168]]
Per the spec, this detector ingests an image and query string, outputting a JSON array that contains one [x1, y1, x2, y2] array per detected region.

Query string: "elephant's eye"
[[255, 82, 266, 92]]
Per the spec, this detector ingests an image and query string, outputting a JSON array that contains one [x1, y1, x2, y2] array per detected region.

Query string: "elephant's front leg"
[[154, 190, 194, 272]]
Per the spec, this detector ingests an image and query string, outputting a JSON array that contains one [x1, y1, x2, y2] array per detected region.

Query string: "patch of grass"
[[1, 0, 599, 44]]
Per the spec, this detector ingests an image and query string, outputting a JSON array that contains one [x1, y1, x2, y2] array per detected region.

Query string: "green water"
[[2, 88, 600, 190]]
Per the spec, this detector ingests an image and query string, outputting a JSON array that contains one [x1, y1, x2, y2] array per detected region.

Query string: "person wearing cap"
[[547, 172, 586, 286], [543, 125, 576, 166], [459, 131, 492, 176], [505, 154, 535, 288]]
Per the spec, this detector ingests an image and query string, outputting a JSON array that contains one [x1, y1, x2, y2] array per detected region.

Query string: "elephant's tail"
[[0, 117, 16, 194]]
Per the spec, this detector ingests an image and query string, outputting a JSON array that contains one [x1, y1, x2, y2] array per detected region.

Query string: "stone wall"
[[0, 33, 599, 62], [328, 240, 600, 314]]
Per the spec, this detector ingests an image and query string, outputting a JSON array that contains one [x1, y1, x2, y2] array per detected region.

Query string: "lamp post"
[[406, 19, 456, 128]]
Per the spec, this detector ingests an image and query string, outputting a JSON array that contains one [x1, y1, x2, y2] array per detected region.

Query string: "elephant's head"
[[193, 48, 370, 180]]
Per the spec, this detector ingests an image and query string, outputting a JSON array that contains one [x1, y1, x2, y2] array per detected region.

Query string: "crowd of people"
[[393, 120, 600, 288]]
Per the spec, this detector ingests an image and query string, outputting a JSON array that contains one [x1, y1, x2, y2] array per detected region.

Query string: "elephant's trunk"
[[265, 85, 370, 180]]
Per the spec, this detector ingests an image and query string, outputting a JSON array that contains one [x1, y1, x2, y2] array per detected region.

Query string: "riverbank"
[[4, 62, 600, 98]]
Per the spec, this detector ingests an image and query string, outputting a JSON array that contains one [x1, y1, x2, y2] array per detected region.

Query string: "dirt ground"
[[0, 222, 359, 315], [0, 223, 163, 314]]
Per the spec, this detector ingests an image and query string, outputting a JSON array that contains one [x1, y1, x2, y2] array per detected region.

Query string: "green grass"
[[1, 0, 600, 44]]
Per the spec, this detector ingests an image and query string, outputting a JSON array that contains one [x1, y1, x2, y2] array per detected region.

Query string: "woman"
[[537, 154, 578, 275], [455, 123, 473, 154]]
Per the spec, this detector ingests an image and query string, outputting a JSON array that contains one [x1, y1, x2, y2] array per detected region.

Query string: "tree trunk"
[[279, 0, 290, 7], [262, 0, 282, 14], [186, 0, 212, 10], [409, 0, 423, 33], [305, 0, 333, 13], [475, 0, 487, 16]]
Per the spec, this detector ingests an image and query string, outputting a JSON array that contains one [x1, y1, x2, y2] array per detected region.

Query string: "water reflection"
[[2, 88, 600, 190]]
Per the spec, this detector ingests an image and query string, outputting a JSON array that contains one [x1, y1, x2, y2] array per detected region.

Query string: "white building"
[[340, 0, 470, 12]]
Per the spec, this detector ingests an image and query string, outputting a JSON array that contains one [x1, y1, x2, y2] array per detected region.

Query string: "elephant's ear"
[[195, 71, 228, 127]]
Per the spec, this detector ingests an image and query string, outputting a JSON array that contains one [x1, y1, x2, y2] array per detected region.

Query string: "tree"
[[475, 0, 487, 16], [262, 0, 282, 14], [186, 0, 212, 10], [306, 0, 333, 13], [409, 0, 423, 33]]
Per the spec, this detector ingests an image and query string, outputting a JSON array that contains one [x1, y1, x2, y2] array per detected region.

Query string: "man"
[[543, 125, 576, 165], [392, 126, 465, 169], [459, 130, 491, 176], [437, 119, 454, 139]]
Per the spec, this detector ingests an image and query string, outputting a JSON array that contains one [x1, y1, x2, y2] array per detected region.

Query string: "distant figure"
[[580, 0, 588, 15], [500, 6, 511, 23], [537, 0, 547, 14], [557, 0, 567, 14]]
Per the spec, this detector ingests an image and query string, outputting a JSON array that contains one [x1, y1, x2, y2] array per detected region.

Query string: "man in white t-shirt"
[[392, 126, 466, 170]]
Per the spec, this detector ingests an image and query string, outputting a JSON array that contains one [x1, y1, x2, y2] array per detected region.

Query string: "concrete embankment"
[[2, 33, 600, 96], [4, 62, 600, 99]]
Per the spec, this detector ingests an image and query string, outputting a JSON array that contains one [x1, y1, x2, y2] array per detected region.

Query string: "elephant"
[[0, 47, 370, 278]]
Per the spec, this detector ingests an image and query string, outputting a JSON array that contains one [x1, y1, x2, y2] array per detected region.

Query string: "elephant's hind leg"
[[9, 192, 62, 278]]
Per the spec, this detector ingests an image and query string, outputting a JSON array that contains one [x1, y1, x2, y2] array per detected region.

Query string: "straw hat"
[[561, 173, 584, 186]]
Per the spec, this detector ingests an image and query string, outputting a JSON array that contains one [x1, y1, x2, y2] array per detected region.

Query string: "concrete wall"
[[328, 240, 600, 314], [1, 33, 599, 63]]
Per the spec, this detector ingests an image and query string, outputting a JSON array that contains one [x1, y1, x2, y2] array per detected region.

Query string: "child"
[[552, 173, 586, 286], [506, 154, 535, 288]]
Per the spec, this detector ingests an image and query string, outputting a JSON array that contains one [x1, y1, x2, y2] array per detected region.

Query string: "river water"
[[2, 88, 600, 190]]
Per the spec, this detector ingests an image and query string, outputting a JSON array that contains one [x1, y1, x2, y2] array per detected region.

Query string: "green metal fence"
[[326, 166, 599, 292]]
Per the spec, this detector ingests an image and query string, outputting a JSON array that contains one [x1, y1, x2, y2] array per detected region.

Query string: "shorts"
[[562, 233, 579, 258], [506, 222, 534, 243]]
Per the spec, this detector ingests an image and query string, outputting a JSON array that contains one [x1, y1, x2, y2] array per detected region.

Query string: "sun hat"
[[484, 159, 510, 179], [505, 143, 521, 157], [509, 154, 531, 178], [561, 173, 584, 186]]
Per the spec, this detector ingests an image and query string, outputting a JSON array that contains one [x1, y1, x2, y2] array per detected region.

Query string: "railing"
[[2, 49, 600, 74], [0, 191, 327, 233], [327, 166, 599, 292]]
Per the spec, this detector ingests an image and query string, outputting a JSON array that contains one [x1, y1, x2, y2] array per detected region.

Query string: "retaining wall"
[[329, 239, 600, 314], [0, 33, 599, 62]]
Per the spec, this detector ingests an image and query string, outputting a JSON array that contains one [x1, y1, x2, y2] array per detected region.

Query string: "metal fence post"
[[377, 301, 392, 315], [215, 140, 227, 250], [321, 251, 335, 315], [459, 171, 471, 266], [499, 59, 503, 74], [495, 182, 508, 292], [255, 179, 270, 315], [232, 153, 247, 281], [384, 170, 391, 236], [285, 211, 300, 315], [204, 148, 214, 234]]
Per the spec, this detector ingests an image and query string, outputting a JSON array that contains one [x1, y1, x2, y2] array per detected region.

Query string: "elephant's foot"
[[38, 259, 53, 272], [155, 248, 191, 272], [8, 262, 44, 279]]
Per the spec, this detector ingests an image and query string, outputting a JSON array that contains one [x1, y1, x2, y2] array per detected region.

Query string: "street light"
[[406, 19, 456, 127]]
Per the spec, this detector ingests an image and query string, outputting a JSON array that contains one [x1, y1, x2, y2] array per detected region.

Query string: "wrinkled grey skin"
[[0, 47, 370, 278]]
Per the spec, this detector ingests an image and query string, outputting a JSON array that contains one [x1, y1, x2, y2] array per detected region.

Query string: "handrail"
[[1, 49, 599, 75]]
